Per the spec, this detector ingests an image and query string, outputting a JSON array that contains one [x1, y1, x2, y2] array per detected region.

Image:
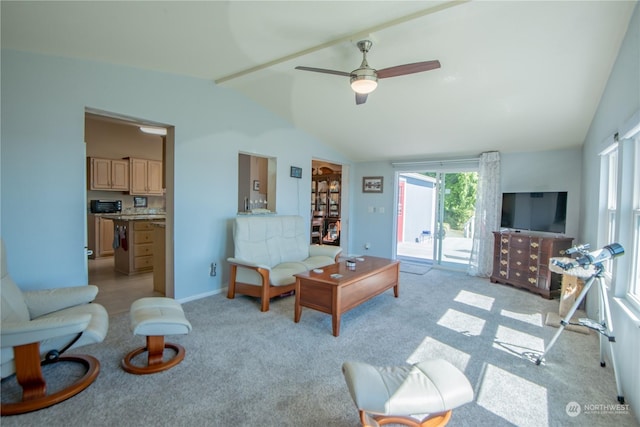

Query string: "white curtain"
[[468, 151, 501, 277]]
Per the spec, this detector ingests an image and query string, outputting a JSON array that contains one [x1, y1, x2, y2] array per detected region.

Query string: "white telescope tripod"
[[535, 261, 624, 404]]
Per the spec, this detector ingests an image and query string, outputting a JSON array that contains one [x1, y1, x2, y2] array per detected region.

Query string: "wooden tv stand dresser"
[[490, 231, 573, 299]]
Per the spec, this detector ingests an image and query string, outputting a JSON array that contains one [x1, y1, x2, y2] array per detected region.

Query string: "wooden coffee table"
[[294, 256, 400, 336]]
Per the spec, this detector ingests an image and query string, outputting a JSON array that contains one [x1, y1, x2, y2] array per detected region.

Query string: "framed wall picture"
[[133, 196, 147, 207], [362, 176, 384, 193], [253, 180, 260, 191], [290, 166, 302, 178]]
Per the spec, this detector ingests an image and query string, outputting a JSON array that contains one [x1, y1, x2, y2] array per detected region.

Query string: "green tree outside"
[[424, 172, 478, 230]]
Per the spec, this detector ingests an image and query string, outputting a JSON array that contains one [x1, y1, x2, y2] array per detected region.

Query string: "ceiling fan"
[[295, 40, 441, 105]]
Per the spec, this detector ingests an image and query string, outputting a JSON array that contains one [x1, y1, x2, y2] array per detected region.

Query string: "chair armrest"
[[1, 314, 92, 348], [227, 258, 271, 271], [309, 245, 343, 261], [23, 285, 99, 319]]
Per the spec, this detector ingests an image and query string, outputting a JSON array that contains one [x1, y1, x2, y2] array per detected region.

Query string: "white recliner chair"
[[1, 239, 109, 415]]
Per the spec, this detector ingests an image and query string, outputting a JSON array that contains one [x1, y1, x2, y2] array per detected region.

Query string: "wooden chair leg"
[[1, 343, 100, 416], [227, 264, 237, 299], [258, 268, 270, 312]]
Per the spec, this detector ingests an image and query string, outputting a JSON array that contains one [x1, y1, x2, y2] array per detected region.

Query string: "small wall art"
[[133, 196, 147, 207], [290, 166, 302, 178], [362, 176, 384, 193], [253, 180, 260, 191]]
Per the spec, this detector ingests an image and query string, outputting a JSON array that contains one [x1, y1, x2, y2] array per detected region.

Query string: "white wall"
[[579, 3, 640, 417], [0, 50, 349, 299], [501, 148, 582, 239]]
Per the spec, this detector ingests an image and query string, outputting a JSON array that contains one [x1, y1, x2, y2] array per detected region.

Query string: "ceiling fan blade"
[[377, 60, 441, 79], [355, 93, 368, 105], [295, 66, 351, 77]]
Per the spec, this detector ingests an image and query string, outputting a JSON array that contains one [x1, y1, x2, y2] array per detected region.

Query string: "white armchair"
[[1, 239, 109, 415]]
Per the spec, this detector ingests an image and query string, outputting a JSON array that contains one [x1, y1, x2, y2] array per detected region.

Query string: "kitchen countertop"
[[98, 214, 166, 221]]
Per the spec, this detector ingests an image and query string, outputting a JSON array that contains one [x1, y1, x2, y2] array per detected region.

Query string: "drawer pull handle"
[[517, 249, 522, 254], [515, 272, 521, 277], [530, 242, 539, 248], [502, 238, 508, 243], [529, 266, 537, 272], [500, 270, 507, 276], [530, 254, 538, 260], [559, 250, 566, 255], [528, 278, 537, 284], [516, 261, 522, 266], [501, 260, 507, 265], [501, 249, 508, 254]]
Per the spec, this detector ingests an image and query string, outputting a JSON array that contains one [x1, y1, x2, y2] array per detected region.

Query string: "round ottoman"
[[342, 359, 474, 427], [121, 297, 192, 375]]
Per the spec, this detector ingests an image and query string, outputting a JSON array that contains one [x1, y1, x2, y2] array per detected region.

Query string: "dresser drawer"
[[135, 243, 153, 256], [134, 221, 154, 231], [134, 230, 153, 244], [509, 235, 531, 249], [134, 255, 153, 270]]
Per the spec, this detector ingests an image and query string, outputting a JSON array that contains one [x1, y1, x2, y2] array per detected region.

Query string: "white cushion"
[[342, 359, 474, 416], [233, 215, 310, 267], [130, 297, 192, 336]]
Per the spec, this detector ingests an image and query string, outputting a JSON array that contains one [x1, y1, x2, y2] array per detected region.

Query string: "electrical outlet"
[[364, 243, 370, 250], [210, 262, 217, 277]]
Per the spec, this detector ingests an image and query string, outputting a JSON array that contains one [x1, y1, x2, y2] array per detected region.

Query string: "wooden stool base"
[[121, 335, 185, 375], [362, 410, 452, 427], [1, 354, 100, 416]]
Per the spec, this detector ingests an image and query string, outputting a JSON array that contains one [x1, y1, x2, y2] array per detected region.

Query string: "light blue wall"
[[351, 149, 583, 259], [579, 3, 640, 416], [0, 50, 349, 298]]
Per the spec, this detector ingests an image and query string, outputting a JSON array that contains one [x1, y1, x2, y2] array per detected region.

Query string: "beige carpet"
[[2, 269, 637, 426]]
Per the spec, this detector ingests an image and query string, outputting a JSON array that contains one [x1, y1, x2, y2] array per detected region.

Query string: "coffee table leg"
[[394, 284, 399, 297], [332, 313, 340, 337], [294, 278, 301, 323]]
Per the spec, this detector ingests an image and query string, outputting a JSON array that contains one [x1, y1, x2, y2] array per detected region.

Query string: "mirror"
[[238, 153, 276, 213]]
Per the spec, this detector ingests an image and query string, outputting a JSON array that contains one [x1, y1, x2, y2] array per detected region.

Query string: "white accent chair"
[[227, 215, 342, 311], [1, 239, 109, 415]]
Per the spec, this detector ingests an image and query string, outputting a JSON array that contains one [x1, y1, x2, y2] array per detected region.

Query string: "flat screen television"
[[500, 191, 567, 234]]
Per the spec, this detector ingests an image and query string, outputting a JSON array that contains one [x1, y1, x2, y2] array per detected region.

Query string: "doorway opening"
[[396, 170, 478, 270], [311, 160, 343, 247], [84, 108, 174, 316]]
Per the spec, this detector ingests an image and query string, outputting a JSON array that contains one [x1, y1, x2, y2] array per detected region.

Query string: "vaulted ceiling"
[[2, 1, 636, 162]]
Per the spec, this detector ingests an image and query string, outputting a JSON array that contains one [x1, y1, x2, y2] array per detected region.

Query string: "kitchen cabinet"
[[490, 231, 573, 299], [87, 214, 114, 258], [113, 219, 157, 275], [129, 158, 163, 195], [87, 157, 129, 191]]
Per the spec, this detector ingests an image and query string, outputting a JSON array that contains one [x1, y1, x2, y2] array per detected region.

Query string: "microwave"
[[90, 200, 122, 213]]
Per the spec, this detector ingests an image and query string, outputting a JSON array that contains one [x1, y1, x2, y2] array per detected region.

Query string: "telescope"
[[551, 243, 624, 271]]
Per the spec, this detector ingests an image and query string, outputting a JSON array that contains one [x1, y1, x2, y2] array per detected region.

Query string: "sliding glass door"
[[396, 169, 478, 269]]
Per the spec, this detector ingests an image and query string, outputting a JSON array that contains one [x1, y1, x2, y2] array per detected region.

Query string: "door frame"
[[84, 108, 175, 297]]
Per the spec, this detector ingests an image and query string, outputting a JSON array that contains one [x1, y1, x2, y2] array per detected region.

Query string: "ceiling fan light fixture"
[[350, 74, 378, 94]]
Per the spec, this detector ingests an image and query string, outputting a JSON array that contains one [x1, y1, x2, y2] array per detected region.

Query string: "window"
[[600, 115, 640, 311], [599, 143, 618, 275], [628, 138, 640, 308]]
